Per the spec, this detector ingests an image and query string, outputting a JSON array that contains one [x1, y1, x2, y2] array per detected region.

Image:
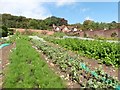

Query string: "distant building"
[[52, 24, 78, 32], [68, 26, 78, 32], [61, 25, 70, 32], [52, 24, 61, 32], [73, 27, 78, 32]]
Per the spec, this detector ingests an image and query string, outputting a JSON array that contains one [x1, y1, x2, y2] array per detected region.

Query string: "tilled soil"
[[0, 43, 16, 88]]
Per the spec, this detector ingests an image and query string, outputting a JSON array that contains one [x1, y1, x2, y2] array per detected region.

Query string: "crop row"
[[3, 36, 65, 88], [31, 38, 120, 88], [44, 37, 119, 67]]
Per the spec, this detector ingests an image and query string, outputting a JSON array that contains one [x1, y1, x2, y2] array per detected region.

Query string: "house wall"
[[73, 28, 77, 31], [62, 27, 70, 32]]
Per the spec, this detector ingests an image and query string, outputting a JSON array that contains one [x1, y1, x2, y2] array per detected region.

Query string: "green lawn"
[[3, 35, 65, 88]]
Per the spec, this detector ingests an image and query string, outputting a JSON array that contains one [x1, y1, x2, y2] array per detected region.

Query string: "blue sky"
[[43, 2, 118, 24], [0, 0, 118, 24]]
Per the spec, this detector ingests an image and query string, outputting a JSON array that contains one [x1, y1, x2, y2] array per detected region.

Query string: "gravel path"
[[63, 36, 119, 43]]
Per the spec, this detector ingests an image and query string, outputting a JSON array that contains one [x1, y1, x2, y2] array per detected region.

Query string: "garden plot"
[[3, 36, 65, 88], [31, 37, 120, 88], [44, 37, 119, 68]]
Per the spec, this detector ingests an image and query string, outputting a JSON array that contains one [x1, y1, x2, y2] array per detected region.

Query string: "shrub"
[[8, 29, 14, 35], [111, 32, 117, 37], [53, 32, 66, 38], [0, 26, 8, 37], [84, 33, 87, 37]]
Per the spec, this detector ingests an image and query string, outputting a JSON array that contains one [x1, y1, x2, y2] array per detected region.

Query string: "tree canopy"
[[1, 13, 119, 31], [2, 14, 68, 30]]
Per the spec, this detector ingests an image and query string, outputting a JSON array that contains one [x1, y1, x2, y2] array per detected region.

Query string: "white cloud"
[[0, 0, 52, 19], [55, 0, 76, 7], [85, 16, 93, 20], [81, 8, 90, 12], [0, 0, 78, 19]]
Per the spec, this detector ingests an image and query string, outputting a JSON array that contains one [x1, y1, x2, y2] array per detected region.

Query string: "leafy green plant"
[[53, 32, 67, 38], [45, 38, 119, 67], [31, 38, 120, 88]]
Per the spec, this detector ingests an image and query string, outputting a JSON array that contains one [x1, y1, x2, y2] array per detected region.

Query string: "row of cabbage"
[[44, 37, 119, 67], [31, 38, 120, 88]]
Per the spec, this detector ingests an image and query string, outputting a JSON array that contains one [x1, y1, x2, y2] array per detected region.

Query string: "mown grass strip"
[[3, 35, 65, 88]]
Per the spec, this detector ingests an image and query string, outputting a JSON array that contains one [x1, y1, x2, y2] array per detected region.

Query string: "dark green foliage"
[[1, 13, 119, 31], [44, 16, 67, 26], [84, 33, 87, 37], [71, 20, 119, 31], [0, 26, 15, 37], [111, 32, 117, 37], [0, 26, 8, 37], [2, 14, 68, 30], [8, 29, 14, 35]]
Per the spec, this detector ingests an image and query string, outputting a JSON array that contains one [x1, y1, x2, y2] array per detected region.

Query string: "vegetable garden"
[[31, 36, 120, 88], [44, 37, 120, 67], [3, 36, 65, 88], [2, 33, 120, 89]]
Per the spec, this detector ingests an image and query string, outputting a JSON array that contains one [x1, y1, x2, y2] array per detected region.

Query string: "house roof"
[[53, 24, 78, 31]]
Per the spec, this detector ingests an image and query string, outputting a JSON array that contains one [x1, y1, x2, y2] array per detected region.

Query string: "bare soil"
[[0, 43, 16, 88]]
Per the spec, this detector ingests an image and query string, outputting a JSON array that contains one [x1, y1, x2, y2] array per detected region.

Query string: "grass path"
[[3, 35, 65, 88]]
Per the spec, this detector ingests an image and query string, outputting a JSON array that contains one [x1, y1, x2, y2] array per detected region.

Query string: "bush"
[[15, 31, 20, 36], [8, 29, 14, 35], [84, 33, 87, 37], [53, 32, 66, 38], [0, 26, 8, 37], [111, 32, 117, 37]]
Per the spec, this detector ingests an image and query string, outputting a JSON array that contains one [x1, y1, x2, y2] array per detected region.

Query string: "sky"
[[0, 0, 119, 24]]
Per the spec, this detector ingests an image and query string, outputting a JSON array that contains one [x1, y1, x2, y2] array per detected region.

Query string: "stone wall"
[[13, 28, 54, 35], [78, 29, 119, 38]]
